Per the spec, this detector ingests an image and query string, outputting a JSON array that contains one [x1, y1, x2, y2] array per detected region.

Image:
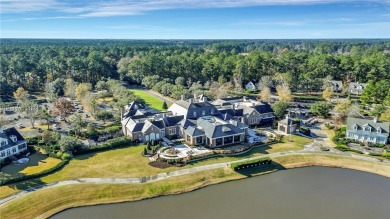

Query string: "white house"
[[245, 81, 256, 91], [0, 127, 28, 161], [346, 117, 389, 144]]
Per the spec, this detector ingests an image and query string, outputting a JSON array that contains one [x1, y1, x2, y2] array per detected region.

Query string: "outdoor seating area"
[[158, 144, 212, 160]]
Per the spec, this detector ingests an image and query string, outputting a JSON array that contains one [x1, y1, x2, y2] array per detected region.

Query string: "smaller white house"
[[245, 81, 256, 91], [0, 127, 28, 161], [346, 117, 389, 144]]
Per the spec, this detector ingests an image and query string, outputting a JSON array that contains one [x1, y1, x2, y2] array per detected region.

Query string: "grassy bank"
[[1, 153, 389, 219], [0, 135, 311, 198], [130, 89, 168, 111]]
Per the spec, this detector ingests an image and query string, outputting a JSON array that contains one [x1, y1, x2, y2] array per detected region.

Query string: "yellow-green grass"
[[130, 89, 169, 111], [320, 125, 336, 147], [17, 124, 50, 133], [96, 97, 114, 103], [0, 136, 311, 198], [2, 153, 389, 219], [1, 153, 61, 181]]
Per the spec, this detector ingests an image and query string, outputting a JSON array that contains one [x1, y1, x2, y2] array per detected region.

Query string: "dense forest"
[[1, 39, 389, 100]]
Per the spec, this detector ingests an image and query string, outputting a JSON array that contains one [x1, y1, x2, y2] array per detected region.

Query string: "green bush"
[[0, 159, 70, 186], [231, 157, 272, 170], [73, 137, 133, 155], [56, 151, 63, 158], [61, 153, 72, 160]]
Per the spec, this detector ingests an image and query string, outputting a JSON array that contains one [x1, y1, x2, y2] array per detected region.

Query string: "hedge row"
[[73, 137, 133, 155], [1, 159, 70, 186], [231, 157, 272, 170], [292, 95, 325, 101]]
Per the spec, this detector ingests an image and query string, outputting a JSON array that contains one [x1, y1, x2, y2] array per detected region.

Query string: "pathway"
[[1, 149, 389, 206]]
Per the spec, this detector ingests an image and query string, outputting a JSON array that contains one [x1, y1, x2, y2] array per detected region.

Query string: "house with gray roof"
[[212, 97, 274, 127], [184, 117, 247, 147], [346, 117, 389, 144], [349, 82, 367, 95], [330, 80, 343, 92], [168, 95, 221, 120], [0, 127, 27, 161]]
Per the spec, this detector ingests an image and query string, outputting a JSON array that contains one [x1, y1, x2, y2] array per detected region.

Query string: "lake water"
[[52, 167, 390, 219]]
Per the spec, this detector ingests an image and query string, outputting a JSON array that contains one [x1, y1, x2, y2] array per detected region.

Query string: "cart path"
[[1, 149, 389, 206]]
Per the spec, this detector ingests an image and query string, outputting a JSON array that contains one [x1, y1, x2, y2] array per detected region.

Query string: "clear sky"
[[1, 0, 389, 39]]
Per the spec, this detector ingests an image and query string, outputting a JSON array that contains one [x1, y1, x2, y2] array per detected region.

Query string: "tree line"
[[1, 39, 389, 101]]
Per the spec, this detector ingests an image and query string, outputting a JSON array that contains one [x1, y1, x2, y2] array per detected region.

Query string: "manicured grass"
[[0, 152, 61, 181], [2, 153, 389, 219], [0, 135, 311, 198], [129, 89, 169, 111], [17, 124, 50, 133], [96, 97, 114, 103], [320, 125, 337, 147]]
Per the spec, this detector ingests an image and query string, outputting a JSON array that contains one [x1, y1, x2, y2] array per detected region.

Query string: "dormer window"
[[363, 125, 371, 132], [377, 128, 381, 134], [0, 140, 6, 147], [353, 124, 358, 130], [10, 135, 17, 142], [193, 112, 197, 117], [202, 110, 205, 116], [211, 109, 215, 114]]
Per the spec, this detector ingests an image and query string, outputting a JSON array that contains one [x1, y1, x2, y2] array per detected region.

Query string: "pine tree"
[[162, 101, 168, 110]]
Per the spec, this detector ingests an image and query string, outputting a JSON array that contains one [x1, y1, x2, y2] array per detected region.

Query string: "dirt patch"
[[148, 161, 184, 169]]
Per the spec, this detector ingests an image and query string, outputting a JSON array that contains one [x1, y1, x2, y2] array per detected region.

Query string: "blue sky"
[[1, 0, 389, 39]]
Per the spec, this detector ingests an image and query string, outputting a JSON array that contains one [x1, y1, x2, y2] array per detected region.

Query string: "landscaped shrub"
[[25, 136, 40, 144], [73, 137, 133, 155], [0, 159, 70, 186], [300, 127, 311, 136], [231, 157, 272, 170], [61, 153, 72, 160]]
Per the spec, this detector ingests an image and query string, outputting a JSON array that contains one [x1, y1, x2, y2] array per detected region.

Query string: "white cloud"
[[1, 0, 389, 17]]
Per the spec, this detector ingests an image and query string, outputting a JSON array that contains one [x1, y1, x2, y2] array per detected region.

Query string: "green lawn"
[[129, 89, 169, 111], [0, 135, 312, 198]]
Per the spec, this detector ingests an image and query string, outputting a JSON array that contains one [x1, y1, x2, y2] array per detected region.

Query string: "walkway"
[[1, 149, 389, 206]]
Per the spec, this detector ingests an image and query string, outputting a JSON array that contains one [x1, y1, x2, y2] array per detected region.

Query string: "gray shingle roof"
[[0, 128, 26, 151], [346, 117, 389, 136], [196, 118, 244, 138], [185, 126, 205, 137]]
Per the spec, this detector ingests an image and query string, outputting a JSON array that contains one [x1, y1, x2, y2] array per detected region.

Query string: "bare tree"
[[276, 83, 292, 102], [20, 101, 41, 128]]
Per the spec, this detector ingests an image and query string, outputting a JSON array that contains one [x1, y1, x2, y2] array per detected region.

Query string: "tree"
[[95, 111, 114, 123], [58, 136, 83, 153], [175, 77, 185, 86], [276, 83, 292, 102], [71, 114, 85, 136], [13, 87, 29, 102], [271, 101, 288, 119], [258, 86, 271, 102], [75, 83, 92, 101], [86, 123, 99, 140], [64, 78, 77, 99], [334, 99, 352, 116], [322, 87, 334, 101], [20, 101, 40, 128], [40, 108, 52, 130], [371, 105, 386, 117], [379, 108, 390, 122], [384, 89, 390, 106], [311, 102, 331, 117], [162, 101, 168, 110], [52, 97, 73, 121], [0, 116, 7, 129]]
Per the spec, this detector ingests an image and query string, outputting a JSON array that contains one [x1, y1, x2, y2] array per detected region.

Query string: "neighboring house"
[[349, 82, 367, 95], [245, 81, 256, 91], [330, 80, 343, 92], [277, 116, 297, 135], [0, 127, 28, 161], [184, 117, 247, 148], [212, 96, 275, 127], [123, 101, 149, 118], [346, 117, 389, 144], [168, 94, 220, 120]]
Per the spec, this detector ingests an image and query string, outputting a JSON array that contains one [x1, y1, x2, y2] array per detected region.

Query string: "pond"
[[52, 167, 390, 219]]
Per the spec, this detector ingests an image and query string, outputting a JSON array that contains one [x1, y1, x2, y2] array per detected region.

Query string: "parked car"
[[16, 124, 25, 128], [52, 124, 60, 130], [59, 117, 65, 121], [76, 109, 83, 113]]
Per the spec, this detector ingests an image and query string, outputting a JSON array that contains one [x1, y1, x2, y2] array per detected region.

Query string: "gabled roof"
[[126, 120, 145, 132], [151, 120, 165, 129], [0, 128, 26, 150], [125, 101, 146, 111], [185, 126, 205, 137], [346, 117, 390, 135], [253, 103, 273, 114], [196, 118, 244, 138], [163, 115, 184, 127]]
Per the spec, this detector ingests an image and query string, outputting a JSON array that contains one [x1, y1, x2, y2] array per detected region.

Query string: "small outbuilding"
[[277, 116, 297, 134]]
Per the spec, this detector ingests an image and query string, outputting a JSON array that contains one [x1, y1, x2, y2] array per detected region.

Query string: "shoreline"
[[1, 153, 389, 219]]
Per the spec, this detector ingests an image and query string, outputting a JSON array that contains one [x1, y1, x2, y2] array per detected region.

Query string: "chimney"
[[189, 99, 193, 103], [181, 95, 184, 101], [202, 97, 207, 102], [373, 116, 378, 123], [193, 93, 198, 102]]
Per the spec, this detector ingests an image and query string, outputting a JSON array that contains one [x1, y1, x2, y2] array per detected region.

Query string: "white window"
[[353, 124, 358, 130], [377, 128, 381, 134], [169, 128, 176, 135], [0, 141, 5, 146], [0, 152, 4, 157], [364, 126, 371, 132], [10, 135, 17, 142], [12, 147, 16, 153], [202, 110, 205, 116], [211, 109, 215, 114], [193, 112, 197, 117]]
